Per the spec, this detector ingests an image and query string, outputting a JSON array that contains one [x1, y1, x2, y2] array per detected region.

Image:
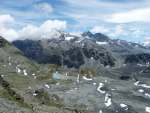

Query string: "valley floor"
[[0, 63, 150, 113]]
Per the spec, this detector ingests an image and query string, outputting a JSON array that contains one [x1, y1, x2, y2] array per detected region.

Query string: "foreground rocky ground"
[[0, 61, 150, 113], [0, 35, 150, 113]]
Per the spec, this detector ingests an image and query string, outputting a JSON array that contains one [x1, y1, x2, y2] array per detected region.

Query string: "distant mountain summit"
[[1, 34, 150, 113], [13, 31, 150, 68], [0, 36, 38, 74], [82, 31, 110, 42]]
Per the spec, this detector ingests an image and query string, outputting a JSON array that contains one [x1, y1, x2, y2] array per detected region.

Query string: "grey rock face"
[[1, 32, 150, 113], [82, 31, 110, 42], [13, 34, 116, 68], [125, 53, 150, 64]]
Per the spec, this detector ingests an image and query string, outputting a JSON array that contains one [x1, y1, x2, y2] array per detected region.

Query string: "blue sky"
[[0, 0, 150, 43]]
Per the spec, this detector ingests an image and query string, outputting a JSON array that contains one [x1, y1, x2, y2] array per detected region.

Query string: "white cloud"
[[34, 2, 53, 14], [0, 27, 18, 41], [18, 20, 67, 40], [40, 20, 67, 30], [109, 25, 127, 37], [19, 25, 39, 40], [90, 26, 110, 34], [0, 14, 67, 41], [107, 7, 150, 23], [143, 37, 150, 46], [0, 14, 14, 27], [0, 14, 18, 41]]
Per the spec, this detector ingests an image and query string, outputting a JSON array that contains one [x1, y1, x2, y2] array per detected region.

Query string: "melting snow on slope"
[[137, 89, 150, 98], [32, 73, 35, 76], [8, 56, 12, 66], [28, 86, 32, 90], [96, 41, 108, 45], [16, 67, 21, 73], [97, 83, 106, 94], [145, 93, 150, 98], [65, 36, 74, 41], [137, 64, 145, 67], [1, 74, 4, 77], [77, 74, 80, 83], [120, 103, 128, 110], [44, 84, 50, 89], [99, 110, 103, 113], [93, 82, 97, 86], [23, 69, 28, 76], [145, 107, 150, 113], [134, 81, 140, 86], [138, 89, 144, 93], [8, 62, 12, 66], [104, 93, 112, 107], [82, 76, 93, 81], [134, 81, 150, 88], [33, 93, 37, 96]]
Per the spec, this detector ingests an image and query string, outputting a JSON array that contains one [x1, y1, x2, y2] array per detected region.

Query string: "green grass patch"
[[34, 88, 63, 108], [79, 68, 96, 78]]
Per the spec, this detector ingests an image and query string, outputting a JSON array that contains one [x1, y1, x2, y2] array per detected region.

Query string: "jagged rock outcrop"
[[125, 53, 150, 64], [82, 31, 110, 42], [1, 34, 150, 113], [13, 37, 116, 68], [13, 32, 150, 68]]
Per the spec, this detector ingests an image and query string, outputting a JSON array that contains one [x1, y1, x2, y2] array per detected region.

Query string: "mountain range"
[[13, 31, 150, 68], [0, 31, 150, 113]]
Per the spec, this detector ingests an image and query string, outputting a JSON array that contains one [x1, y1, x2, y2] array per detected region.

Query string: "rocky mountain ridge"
[[13, 31, 150, 68], [0, 32, 150, 113]]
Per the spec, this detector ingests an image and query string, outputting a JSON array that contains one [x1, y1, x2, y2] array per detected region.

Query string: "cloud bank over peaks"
[[34, 2, 53, 14], [0, 14, 14, 27], [0, 14, 67, 41], [19, 20, 67, 40], [0, 14, 18, 41], [107, 7, 150, 23], [90, 26, 110, 34]]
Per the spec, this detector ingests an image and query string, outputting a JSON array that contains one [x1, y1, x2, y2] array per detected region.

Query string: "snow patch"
[[16, 67, 21, 73], [23, 69, 28, 76], [34, 76, 37, 79], [145, 107, 150, 113], [99, 110, 103, 113], [3, 65, 6, 67], [77, 74, 80, 83], [120, 103, 128, 110], [32, 73, 35, 76], [28, 86, 32, 90], [1, 75, 4, 77], [145, 93, 150, 98], [90, 57, 94, 60], [96, 41, 108, 45], [134, 81, 150, 89], [44, 84, 50, 89], [33, 93, 37, 96], [56, 82, 60, 86], [93, 82, 97, 86], [97, 83, 106, 94], [8, 62, 12, 66], [138, 89, 144, 93], [111, 88, 116, 91], [82, 76, 93, 81], [104, 93, 112, 107], [134, 81, 140, 86], [137, 64, 145, 67], [65, 36, 74, 41]]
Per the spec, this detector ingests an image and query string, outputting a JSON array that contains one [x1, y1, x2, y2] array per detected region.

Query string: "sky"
[[0, 0, 150, 43]]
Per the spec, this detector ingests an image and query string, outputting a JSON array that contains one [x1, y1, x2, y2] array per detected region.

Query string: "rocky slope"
[[13, 34, 116, 68], [0, 36, 89, 113], [0, 32, 150, 113], [13, 31, 150, 68]]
